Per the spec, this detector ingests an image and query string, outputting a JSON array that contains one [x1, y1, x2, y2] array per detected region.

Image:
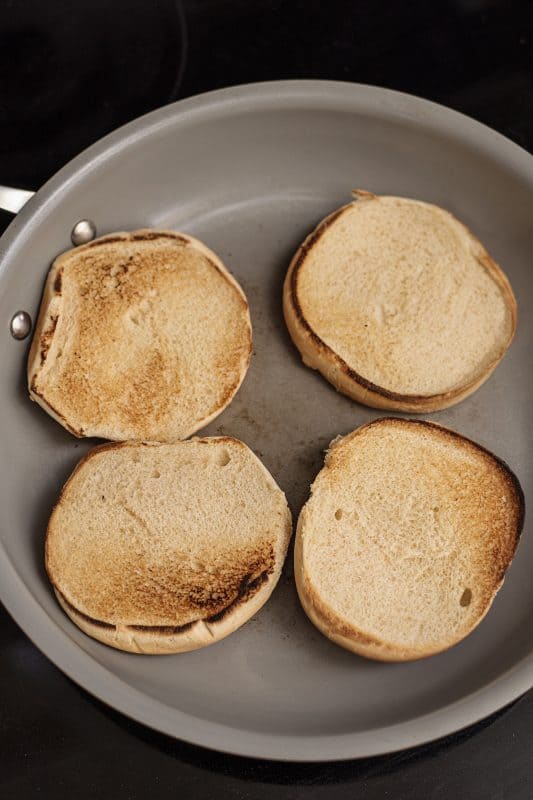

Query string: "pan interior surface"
[[0, 82, 531, 760]]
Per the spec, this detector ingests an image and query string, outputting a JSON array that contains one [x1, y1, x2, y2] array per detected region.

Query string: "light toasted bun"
[[28, 230, 252, 441], [46, 437, 292, 653], [295, 418, 524, 661], [283, 192, 517, 412]]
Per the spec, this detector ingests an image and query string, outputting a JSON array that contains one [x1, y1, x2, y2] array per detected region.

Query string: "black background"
[[1, 1, 533, 796]]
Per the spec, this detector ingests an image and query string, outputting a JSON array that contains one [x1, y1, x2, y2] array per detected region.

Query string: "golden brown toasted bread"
[[28, 230, 252, 441], [46, 437, 292, 653], [283, 192, 517, 412], [295, 418, 524, 661]]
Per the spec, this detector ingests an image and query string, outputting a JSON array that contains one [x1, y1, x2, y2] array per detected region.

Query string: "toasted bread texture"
[[46, 437, 292, 653], [28, 230, 252, 441], [295, 418, 524, 661], [283, 192, 517, 412]]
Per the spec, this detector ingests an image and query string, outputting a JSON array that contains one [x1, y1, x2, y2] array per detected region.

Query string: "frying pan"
[[0, 81, 531, 761]]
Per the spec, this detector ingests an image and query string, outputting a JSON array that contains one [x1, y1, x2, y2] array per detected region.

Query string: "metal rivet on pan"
[[10, 310, 32, 340], [71, 219, 96, 246]]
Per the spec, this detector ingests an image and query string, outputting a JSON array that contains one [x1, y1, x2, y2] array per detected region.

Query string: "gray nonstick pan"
[[0, 81, 531, 761]]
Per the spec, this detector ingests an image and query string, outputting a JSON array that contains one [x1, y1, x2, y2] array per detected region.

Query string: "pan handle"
[[0, 185, 35, 214]]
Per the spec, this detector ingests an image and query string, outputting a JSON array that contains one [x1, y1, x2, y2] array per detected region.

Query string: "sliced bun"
[[295, 418, 524, 661], [29, 230, 252, 441], [46, 437, 292, 653], [283, 192, 517, 412]]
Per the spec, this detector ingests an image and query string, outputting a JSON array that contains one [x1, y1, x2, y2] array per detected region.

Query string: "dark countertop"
[[1, 1, 532, 796]]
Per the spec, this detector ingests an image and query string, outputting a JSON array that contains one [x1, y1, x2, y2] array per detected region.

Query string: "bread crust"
[[283, 193, 518, 412], [53, 571, 279, 654], [294, 418, 525, 661], [28, 230, 252, 441], [46, 437, 292, 654]]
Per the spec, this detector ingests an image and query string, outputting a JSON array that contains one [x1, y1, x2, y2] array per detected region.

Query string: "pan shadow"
[[77, 682, 518, 786]]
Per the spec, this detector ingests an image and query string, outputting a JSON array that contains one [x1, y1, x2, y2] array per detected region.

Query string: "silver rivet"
[[71, 219, 96, 246], [10, 310, 32, 340]]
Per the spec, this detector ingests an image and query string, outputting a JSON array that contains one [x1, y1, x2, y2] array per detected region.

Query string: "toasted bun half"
[[28, 230, 252, 441], [295, 418, 524, 661], [46, 437, 292, 653], [283, 192, 517, 412]]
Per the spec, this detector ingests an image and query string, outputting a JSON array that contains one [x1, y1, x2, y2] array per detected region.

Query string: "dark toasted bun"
[[46, 438, 292, 653], [29, 230, 252, 441]]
